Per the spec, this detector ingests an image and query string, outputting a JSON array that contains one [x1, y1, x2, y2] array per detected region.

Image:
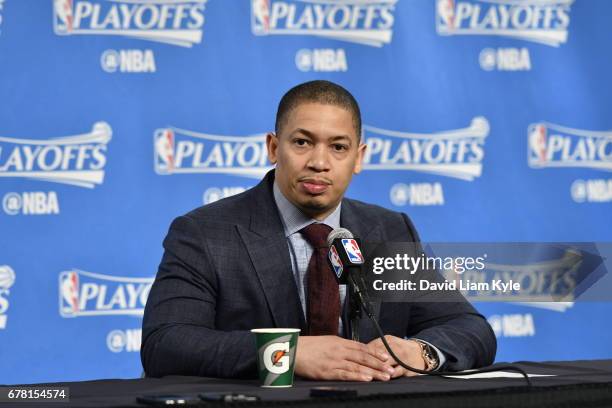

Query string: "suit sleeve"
[[141, 215, 258, 378], [399, 213, 497, 370]]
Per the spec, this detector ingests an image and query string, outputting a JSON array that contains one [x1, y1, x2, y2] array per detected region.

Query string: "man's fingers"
[[350, 340, 391, 362], [391, 365, 405, 378], [335, 368, 373, 382], [392, 365, 419, 377], [348, 340, 379, 355], [343, 349, 395, 378], [367, 344, 391, 362], [367, 338, 402, 362], [339, 361, 391, 382], [374, 347, 391, 362], [403, 367, 420, 377]]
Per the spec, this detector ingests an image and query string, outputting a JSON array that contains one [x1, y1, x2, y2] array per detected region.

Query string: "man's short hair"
[[275, 80, 362, 139]]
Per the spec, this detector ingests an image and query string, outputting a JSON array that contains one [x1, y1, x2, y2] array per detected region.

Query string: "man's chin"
[[297, 197, 337, 218]]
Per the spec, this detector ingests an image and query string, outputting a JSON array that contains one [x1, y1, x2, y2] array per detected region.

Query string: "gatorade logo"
[[263, 342, 290, 374]]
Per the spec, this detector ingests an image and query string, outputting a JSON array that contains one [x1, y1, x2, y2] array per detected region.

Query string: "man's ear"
[[353, 142, 367, 174], [266, 132, 278, 164]]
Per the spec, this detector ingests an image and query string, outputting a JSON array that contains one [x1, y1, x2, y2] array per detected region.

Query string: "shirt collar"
[[273, 181, 341, 237]]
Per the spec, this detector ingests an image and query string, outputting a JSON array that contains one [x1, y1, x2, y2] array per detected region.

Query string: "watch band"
[[414, 339, 439, 371]]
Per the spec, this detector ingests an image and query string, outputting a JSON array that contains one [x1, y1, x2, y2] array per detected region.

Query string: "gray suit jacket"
[[141, 171, 496, 378]]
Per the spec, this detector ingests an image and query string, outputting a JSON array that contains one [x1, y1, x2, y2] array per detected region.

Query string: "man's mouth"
[[299, 178, 331, 195]]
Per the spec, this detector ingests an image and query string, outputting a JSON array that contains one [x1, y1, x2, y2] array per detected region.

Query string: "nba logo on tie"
[[341, 239, 364, 264]]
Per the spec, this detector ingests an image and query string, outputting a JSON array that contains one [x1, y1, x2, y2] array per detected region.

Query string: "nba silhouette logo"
[[59, 271, 80, 317], [54, 0, 75, 34], [341, 239, 364, 264], [251, 0, 271, 34], [328, 245, 344, 279], [528, 123, 548, 164], [436, 0, 456, 30], [154, 129, 175, 174]]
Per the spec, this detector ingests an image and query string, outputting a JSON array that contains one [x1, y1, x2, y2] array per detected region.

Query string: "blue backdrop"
[[0, 0, 610, 384]]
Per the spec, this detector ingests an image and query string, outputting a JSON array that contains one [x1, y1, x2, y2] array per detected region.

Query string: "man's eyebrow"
[[289, 128, 353, 143], [289, 128, 315, 138], [329, 135, 352, 143]]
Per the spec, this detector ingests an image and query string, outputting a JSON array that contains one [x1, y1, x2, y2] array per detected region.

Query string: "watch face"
[[413, 340, 439, 370], [420, 343, 438, 370]]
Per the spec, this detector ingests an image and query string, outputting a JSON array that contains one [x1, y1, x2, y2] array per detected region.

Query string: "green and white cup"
[[251, 328, 300, 388]]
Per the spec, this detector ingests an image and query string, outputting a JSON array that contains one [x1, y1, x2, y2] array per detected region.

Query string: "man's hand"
[[294, 336, 396, 382], [366, 336, 426, 378]]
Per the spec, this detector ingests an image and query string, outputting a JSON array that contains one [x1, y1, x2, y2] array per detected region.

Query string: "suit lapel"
[[237, 172, 306, 331], [340, 199, 383, 244]]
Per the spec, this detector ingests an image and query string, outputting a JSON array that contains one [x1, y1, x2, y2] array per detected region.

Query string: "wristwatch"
[[414, 339, 439, 371]]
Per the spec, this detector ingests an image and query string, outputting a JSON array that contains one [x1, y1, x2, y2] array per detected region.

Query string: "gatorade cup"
[[251, 328, 300, 387]]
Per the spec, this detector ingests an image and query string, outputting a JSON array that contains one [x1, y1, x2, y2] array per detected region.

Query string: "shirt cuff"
[[410, 338, 446, 371]]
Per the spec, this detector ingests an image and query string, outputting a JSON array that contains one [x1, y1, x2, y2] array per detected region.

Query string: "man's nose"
[[307, 144, 331, 171]]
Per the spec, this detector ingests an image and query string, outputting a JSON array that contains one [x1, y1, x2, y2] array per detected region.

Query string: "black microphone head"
[[326, 228, 353, 247]]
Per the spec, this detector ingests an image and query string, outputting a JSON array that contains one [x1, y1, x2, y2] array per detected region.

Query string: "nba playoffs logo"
[[328, 245, 344, 279], [154, 127, 272, 178], [341, 239, 364, 264], [59, 269, 154, 318], [0, 122, 111, 188], [363, 117, 489, 181], [437, 244, 604, 303], [53, 0, 208, 47], [436, 0, 574, 47], [528, 122, 612, 171], [251, 0, 397, 47]]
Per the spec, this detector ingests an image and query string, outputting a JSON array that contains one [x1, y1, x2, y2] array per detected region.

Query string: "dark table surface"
[[3, 360, 612, 408]]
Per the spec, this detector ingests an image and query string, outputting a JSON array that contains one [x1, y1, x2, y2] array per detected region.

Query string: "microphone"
[[326, 228, 363, 284], [326, 228, 371, 341], [326, 228, 371, 306]]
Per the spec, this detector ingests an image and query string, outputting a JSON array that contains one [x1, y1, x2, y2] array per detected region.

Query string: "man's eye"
[[294, 139, 309, 146], [332, 144, 349, 152]]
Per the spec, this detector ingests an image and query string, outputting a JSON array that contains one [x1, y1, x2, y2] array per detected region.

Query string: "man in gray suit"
[[142, 80, 496, 381]]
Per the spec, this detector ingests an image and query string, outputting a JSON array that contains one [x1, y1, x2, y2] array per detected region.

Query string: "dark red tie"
[[300, 223, 340, 336]]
